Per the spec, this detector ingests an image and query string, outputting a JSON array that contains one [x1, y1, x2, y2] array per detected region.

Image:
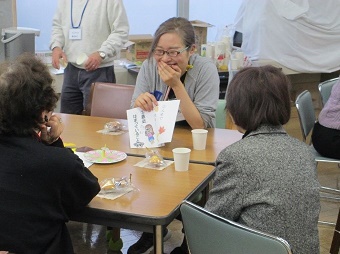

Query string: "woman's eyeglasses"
[[153, 46, 189, 57]]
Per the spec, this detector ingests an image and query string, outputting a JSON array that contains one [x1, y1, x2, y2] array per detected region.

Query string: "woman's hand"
[[157, 61, 182, 88], [134, 92, 158, 111], [40, 115, 64, 144]]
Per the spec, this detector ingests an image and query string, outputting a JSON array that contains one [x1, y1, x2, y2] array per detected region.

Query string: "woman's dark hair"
[[148, 17, 195, 59], [0, 53, 58, 136], [226, 65, 291, 132]]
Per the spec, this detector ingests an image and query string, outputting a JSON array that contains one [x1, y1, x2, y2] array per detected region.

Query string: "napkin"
[[97, 187, 135, 200], [74, 152, 93, 168], [96, 129, 127, 135], [134, 158, 174, 171]]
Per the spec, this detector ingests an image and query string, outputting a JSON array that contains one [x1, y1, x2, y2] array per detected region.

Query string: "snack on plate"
[[104, 121, 122, 132]]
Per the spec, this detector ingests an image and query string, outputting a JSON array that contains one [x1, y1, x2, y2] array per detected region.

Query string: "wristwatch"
[[98, 51, 106, 59]]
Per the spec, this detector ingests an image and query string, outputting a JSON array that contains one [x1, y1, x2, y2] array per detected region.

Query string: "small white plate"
[[84, 150, 127, 164]]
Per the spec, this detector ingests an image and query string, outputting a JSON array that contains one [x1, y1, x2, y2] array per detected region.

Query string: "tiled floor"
[[68, 107, 339, 254]]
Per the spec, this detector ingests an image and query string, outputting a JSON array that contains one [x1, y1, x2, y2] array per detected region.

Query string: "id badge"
[[69, 28, 82, 40]]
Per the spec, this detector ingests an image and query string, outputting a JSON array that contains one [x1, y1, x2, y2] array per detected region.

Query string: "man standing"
[[50, 0, 129, 114]]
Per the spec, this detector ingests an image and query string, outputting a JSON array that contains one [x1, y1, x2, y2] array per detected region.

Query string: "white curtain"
[[234, 0, 340, 73]]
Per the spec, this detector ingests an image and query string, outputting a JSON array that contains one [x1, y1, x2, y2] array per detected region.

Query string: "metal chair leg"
[[318, 220, 336, 226], [321, 186, 340, 194]]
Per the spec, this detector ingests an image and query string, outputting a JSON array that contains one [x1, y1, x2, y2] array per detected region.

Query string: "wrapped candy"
[[104, 121, 122, 133], [145, 149, 165, 168], [99, 176, 131, 194]]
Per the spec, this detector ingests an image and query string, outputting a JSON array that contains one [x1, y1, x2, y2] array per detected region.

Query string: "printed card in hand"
[[127, 100, 180, 148]]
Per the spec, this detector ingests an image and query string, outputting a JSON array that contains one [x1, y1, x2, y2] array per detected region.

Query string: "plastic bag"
[[99, 176, 136, 194], [104, 121, 122, 133], [145, 149, 165, 168]]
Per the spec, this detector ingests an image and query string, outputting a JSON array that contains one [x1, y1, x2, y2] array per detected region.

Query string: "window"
[[17, 0, 57, 51], [16, 0, 242, 51], [189, 0, 242, 42], [124, 0, 177, 35]]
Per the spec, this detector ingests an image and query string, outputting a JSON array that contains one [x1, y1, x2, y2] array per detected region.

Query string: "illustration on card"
[[144, 124, 155, 144]]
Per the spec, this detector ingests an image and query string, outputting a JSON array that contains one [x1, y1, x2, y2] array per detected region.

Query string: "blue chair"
[[180, 201, 292, 254], [215, 99, 226, 128], [295, 90, 340, 224], [318, 77, 339, 107], [295, 91, 340, 163]]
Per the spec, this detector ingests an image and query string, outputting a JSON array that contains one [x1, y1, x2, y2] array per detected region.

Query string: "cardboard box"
[[125, 34, 153, 63], [190, 20, 213, 55]]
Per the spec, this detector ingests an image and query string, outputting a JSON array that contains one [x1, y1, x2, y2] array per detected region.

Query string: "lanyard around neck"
[[71, 0, 89, 29]]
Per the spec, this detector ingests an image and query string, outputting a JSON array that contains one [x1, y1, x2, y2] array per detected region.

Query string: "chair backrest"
[[295, 90, 316, 143], [318, 77, 339, 107], [180, 201, 292, 254], [85, 82, 135, 119], [215, 99, 226, 128]]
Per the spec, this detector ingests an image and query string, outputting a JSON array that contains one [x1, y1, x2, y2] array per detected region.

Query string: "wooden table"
[[60, 114, 242, 165], [69, 156, 214, 254], [59, 113, 242, 253]]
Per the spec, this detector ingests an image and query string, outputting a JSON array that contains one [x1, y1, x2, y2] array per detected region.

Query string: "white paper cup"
[[76, 53, 88, 66], [172, 148, 191, 171], [191, 129, 208, 150]]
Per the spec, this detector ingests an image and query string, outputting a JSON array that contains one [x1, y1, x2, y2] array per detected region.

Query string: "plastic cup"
[[59, 58, 68, 68], [191, 129, 208, 150], [230, 58, 238, 70], [76, 53, 88, 66], [234, 51, 244, 68], [172, 148, 191, 171]]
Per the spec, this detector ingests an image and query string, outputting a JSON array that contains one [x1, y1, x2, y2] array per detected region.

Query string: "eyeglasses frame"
[[153, 46, 190, 57]]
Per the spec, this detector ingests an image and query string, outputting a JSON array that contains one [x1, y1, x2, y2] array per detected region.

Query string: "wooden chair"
[[85, 82, 135, 119], [180, 201, 292, 254]]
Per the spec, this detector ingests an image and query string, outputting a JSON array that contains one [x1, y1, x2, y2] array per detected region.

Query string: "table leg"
[[330, 208, 340, 254], [153, 225, 164, 254]]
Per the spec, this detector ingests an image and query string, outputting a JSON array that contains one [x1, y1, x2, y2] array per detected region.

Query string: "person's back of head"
[[226, 65, 291, 132], [148, 17, 195, 59], [0, 53, 58, 136]]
